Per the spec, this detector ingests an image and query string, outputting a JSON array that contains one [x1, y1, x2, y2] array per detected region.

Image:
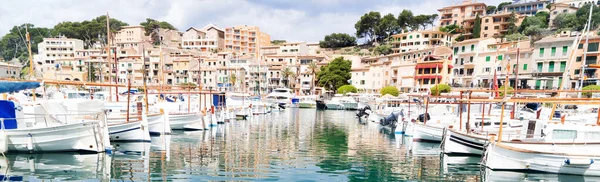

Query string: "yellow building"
[[224, 25, 271, 58]]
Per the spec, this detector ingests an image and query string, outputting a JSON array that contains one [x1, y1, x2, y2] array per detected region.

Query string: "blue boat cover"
[[0, 100, 18, 129], [0, 82, 40, 93]]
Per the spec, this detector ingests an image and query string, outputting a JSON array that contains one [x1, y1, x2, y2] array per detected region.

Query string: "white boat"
[[0, 93, 110, 153], [483, 120, 600, 176], [298, 95, 317, 108], [405, 105, 458, 142], [265, 88, 294, 107], [325, 97, 345, 110]]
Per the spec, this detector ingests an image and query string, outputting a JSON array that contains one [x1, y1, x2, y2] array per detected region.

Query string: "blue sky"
[[0, 0, 505, 42]]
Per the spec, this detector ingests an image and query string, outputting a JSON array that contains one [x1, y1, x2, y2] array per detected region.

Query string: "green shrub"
[[337, 85, 358, 94], [380, 86, 400, 97], [499, 85, 514, 97], [430, 84, 451, 96], [582, 85, 600, 98]]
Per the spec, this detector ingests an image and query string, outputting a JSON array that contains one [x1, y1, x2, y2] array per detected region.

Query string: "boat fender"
[[26, 133, 33, 151], [564, 158, 594, 165]]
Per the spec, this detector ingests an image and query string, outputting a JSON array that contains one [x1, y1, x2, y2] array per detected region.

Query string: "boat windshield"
[[274, 90, 289, 93], [67, 92, 90, 99], [230, 96, 248, 101]]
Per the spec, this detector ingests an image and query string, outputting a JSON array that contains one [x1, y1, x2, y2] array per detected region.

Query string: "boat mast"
[[578, 5, 594, 98], [143, 46, 149, 115], [106, 13, 112, 102], [26, 25, 36, 101]]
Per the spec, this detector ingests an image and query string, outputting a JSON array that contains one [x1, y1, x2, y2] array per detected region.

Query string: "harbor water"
[[1, 109, 595, 181]]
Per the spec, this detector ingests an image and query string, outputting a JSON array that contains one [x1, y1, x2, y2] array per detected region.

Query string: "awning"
[[415, 64, 453, 69], [414, 75, 442, 79]]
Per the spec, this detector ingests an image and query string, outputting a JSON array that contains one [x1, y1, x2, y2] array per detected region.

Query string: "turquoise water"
[[0, 109, 591, 181]]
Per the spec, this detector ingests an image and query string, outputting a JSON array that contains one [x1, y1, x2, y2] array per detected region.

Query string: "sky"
[[0, 0, 506, 42]]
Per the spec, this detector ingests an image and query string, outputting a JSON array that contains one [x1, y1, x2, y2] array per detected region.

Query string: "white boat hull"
[[484, 142, 600, 176], [5, 121, 105, 153], [441, 129, 490, 156], [108, 121, 151, 142], [169, 113, 204, 130], [412, 122, 445, 142], [147, 114, 171, 136]]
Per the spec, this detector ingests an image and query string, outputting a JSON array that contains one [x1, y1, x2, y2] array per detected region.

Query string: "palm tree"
[[307, 62, 319, 95], [282, 68, 294, 88], [229, 73, 237, 91]]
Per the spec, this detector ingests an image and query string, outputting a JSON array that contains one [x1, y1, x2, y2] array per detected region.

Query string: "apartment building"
[[480, 12, 525, 38], [555, 0, 599, 7], [389, 30, 452, 53], [549, 3, 580, 28], [414, 48, 453, 91], [438, 0, 486, 27], [532, 35, 576, 89], [504, 0, 551, 15], [224, 25, 271, 57], [181, 24, 225, 53], [570, 35, 600, 88], [451, 38, 497, 87], [114, 25, 152, 52], [35, 36, 85, 80], [476, 40, 533, 89]]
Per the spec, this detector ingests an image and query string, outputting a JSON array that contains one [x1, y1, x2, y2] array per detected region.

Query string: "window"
[[586, 56, 598, 65], [498, 55, 503, 60], [575, 69, 580, 75], [562, 46, 568, 56], [484, 26, 488, 30], [552, 129, 577, 140], [578, 43, 584, 49], [537, 62, 543, 72], [471, 45, 475, 51], [551, 47, 556, 56], [484, 67, 491, 72], [589, 43, 599, 52], [577, 56, 582, 62], [486, 56, 491, 62], [454, 47, 459, 55], [417, 35, 420, 38], [462, 46, 465, 52], [523, 64, 528, 71], [409, 35, 413, 39], [485, 19, 489, 23], [494, 26, 499, 30], [539, 48, 545, 57], [469, 56, 474, 63], [549, 61, 555, 72]]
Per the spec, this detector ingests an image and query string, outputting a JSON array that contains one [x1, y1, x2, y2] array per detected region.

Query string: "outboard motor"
[[417, 113, 431, 122], [380, 111, 402, 127], [356, 105, 371, 118]]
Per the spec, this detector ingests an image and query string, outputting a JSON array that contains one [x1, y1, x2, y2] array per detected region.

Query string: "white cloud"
[[0, 0, 514, 42]]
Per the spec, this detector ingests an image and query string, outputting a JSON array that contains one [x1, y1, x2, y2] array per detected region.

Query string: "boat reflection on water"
[[481, 168, 600, 182], [0, 153, 111, 181]]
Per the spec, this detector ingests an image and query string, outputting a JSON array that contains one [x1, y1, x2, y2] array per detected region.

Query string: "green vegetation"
[[440, 24, 460, 34], [178, 82, 197, 89], [337, 85, 358, 94], [354, 10, 438, 44], [472, 14, 482, 38], [486, 6, 497, 14], [373, 44, 393, 55], [271, 40, 286, 45], [307, 62, 319, 93], [582, 85, 600, 98], [53, 15, 129, 48], [380, 86, 400, 97], [0, 24, 51, 73], [282, 68, 295, 88], [140, 18, 177, 45], [430, 84, 451, 96], [317, 57, 352, 91], [497, 2, 512, 11], [553, 4, 600, 31], [319, 33, 357, 48], [504, 33, 528, 42], [506, 12, 519, 35], [499, 85, 514, 97]]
